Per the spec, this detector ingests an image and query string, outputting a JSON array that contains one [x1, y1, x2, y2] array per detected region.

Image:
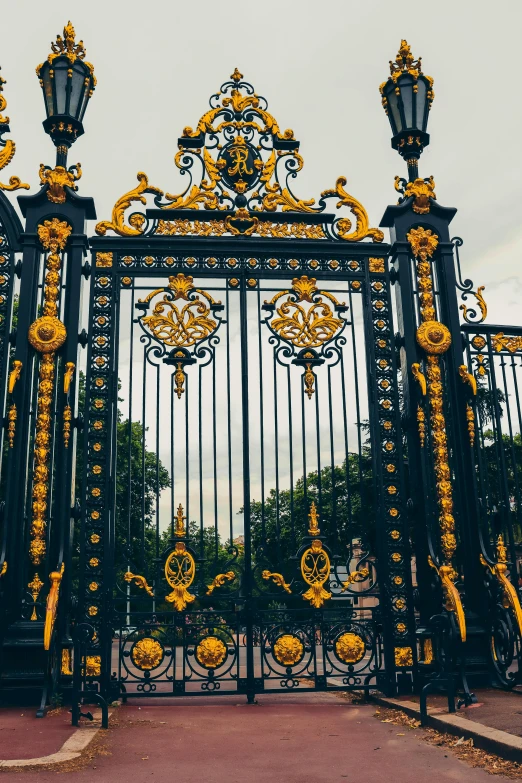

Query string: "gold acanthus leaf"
[[95, 172, 164, 236], [321, 177, 384, 243]]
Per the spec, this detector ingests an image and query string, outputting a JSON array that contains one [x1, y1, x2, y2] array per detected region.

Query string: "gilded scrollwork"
[[39, 163, 82, 204], [460, 285, 487, 325], [263, 276, 348, 401], [96, 71, 382, 242], [480, 536, 522, 637], [491, 333, 522, 354], [262, 570, 292, 594], [139, 274, 221, 349], [0, 66, 29, 192]]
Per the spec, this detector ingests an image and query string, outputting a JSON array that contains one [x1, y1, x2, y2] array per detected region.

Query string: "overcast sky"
[[1, 0, 521, 324]]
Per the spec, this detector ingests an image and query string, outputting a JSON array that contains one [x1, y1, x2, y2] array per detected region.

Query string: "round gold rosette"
[[272, 634, 305, 667], [28, 315, 66, 353], [415, 320, 451, 355], [334, 632, 366, 664], [195, 635, 227, 669]]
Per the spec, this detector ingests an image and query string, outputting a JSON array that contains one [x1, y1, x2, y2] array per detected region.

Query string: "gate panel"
[[77, 247, 416, 700], [463, 324, 522, 685]]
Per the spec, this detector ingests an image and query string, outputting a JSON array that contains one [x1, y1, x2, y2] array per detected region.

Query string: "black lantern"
[[380, 40, 434, 180], [36, 22, 96, 167]]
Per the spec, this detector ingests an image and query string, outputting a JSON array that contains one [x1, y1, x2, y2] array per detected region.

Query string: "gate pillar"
[[381, 194, 488, 678]]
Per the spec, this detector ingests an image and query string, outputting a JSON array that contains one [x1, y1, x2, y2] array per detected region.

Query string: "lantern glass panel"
[[41, 63, 54, 117], [69, 64, 86, 118], [54, 61, 68, 116], [400, 76, 414, 128], [386, 83, 402, 135], [416, 78, 427, 130], [78, 81, 91, 121]]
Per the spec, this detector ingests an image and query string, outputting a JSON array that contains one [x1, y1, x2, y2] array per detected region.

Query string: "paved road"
[[7, 693, 500, 782]]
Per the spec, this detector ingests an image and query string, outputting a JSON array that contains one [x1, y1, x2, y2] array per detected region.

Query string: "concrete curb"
[[0, 709, 110, 769], [371, 695, 522, 763]]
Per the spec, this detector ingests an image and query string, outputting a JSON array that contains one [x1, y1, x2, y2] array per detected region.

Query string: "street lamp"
[[36, 21, 96, 168], [380, 40, 434, 181]]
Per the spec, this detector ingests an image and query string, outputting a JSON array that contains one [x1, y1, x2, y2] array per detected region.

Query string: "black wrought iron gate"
[[76, 240, 416, 702]]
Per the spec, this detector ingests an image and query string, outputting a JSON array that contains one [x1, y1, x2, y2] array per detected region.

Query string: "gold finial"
[[50, 21, 87, 62], [174, 503, 187, 537], [308, 501, 320, 536], [496, 534, 508, 564], [231, 68, 243, 83], [389, 39, 422, 79]]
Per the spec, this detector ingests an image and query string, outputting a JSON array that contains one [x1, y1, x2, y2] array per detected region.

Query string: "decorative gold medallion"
[[301, 539, 331, 608], [195, 636, 227, 669], [131, 637, 164, 670], [28, 315, 66, 353], [415, 320, 451, 355], [164, 542, 196, 611], [335, 632, 365, 664], [273, 634, 305, 667]]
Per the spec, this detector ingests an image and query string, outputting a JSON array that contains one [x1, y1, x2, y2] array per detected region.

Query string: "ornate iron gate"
[[72, 71, 416, 706]]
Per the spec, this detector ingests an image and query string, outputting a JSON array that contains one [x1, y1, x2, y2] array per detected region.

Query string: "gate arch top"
[[95, 69, 384, 244]]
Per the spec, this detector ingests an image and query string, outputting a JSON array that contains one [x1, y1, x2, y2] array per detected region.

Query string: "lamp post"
[[380, 40, 434, 181], [36, 21, 96, 168]]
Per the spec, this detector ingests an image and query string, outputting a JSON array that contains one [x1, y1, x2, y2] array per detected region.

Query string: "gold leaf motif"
[[95, 172, 163, 236], [262, 570, 292, 594], [321, 177, 384, 243], [491, 333, 522, 354], [401, 176, 436, 214], [460, 285, 487, 325], [206, 571, 235, 596], [124, 571, 154, 597], [407, 227, 438, 262], [273, 634, 304, 667]]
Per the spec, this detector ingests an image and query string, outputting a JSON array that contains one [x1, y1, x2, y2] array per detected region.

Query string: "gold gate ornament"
[[301, 539, 331, 608], [164, 542, 196, 611], [273, 634, 304, 667]]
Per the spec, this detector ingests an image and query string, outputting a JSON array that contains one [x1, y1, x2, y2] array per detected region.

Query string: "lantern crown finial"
[[51, 21, 86, 62], [389, 39, 423, 81]]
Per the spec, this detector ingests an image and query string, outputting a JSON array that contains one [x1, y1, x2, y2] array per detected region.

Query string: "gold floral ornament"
[[262, 571, 292, 593], [0, 66, 30, 192], [164, 542, 196, 611], [263, 276, 348, 400], [96, 71, 382, 242], [195, 636, 227, 669], [131, 637, 164, 670], [124, 571, 154, 597], [301, 539, 331, 608], [138, 275, 223, 399], [85, 655, 101, 677], [206, 571, 236, 596], [39, 162, 82, 204], [335, 633, 365, 664], [273, 634, 304, 667], [491, 333, 522, 354]]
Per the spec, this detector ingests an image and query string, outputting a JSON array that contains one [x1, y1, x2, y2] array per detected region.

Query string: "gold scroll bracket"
[[341, 567, 369, 592], [262, 570, 292, 594], [206, 571, 236, 596], [124, 571, 154, 597], [411, 362, 426, 396], [428, 556, 466, 643], [8, 360, 22, 393], [480, 537, 522, 637]]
